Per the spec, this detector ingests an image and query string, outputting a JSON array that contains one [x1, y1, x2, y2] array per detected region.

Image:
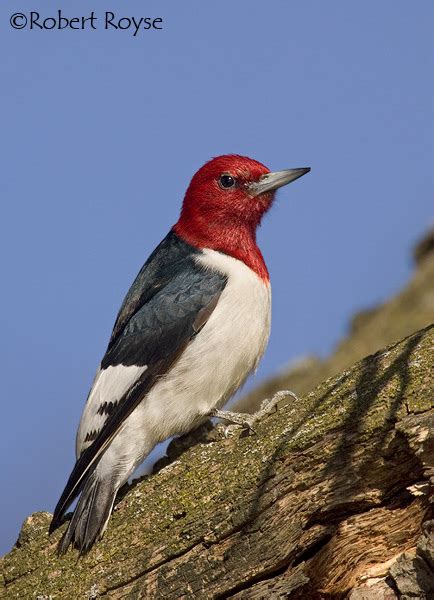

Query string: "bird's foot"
[[208, 390, 299, 437], [208, 409, 258, 435], [257, 389, 299, 417]]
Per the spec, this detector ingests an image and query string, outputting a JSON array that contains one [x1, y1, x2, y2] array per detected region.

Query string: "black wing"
[[108, 230, 201, 351], [50, 231, 227, 532]]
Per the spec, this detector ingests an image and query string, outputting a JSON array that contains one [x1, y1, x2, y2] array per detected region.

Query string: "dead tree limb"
[[1, 325, 433, 599]]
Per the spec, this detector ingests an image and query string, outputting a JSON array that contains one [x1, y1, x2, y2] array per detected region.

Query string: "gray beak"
[[249, 167, 310, 196]]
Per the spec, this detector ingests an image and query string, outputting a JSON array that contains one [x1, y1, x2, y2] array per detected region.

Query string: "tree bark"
[[1, 325, 433, 599]]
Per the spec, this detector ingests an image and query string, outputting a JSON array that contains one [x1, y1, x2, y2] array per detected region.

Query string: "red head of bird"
[[174, 154, 309, 281]]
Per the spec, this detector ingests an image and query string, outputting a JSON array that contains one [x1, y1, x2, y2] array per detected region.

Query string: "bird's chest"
[[151, 251, 271, 423], [196, 254, 272, 398]]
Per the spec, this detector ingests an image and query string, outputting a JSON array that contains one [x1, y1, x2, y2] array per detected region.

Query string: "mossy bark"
[[1, 325, 433, 599]]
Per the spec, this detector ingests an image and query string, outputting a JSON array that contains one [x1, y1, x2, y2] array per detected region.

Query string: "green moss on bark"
[[1, 325, 433, 599]]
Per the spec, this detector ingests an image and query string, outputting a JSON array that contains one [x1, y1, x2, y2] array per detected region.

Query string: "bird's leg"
[[208, 390, 299, 436]]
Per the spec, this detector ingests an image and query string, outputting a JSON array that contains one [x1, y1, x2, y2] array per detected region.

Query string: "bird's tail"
[[57, 473, 118, 555]]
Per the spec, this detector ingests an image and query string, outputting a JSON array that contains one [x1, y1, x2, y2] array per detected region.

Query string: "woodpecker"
[[49, 154, 310, 554]]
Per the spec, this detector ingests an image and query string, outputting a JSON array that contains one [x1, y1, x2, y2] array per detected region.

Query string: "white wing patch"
[[76, 364, 147, 457]]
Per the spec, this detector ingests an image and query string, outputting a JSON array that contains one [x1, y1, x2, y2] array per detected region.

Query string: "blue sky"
[[1, 1, 433, 555]]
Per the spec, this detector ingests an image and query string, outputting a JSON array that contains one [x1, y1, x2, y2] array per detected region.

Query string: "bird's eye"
[[219, 174, 236, 189]]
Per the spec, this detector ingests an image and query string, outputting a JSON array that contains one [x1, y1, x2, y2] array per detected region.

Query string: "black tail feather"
[[57, 474, 117, 555], [49, 445, 101, 536]]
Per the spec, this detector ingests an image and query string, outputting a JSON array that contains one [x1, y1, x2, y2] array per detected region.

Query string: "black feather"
[[107, 230, 202, 352], [97, 400, 117, 416], [57, 474, 117, 555]]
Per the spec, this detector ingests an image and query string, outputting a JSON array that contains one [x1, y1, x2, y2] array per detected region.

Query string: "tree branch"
[[2, 325, 433, 599]]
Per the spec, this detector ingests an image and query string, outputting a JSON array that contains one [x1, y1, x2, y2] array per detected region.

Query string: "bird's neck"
[[173, 217, 269, 282]]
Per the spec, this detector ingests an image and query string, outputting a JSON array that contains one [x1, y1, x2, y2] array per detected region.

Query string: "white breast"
[[142, 249, 271, 442]]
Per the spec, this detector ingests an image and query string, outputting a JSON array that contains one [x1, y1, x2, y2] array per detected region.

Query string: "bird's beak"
[[249, 167, 310, 196]]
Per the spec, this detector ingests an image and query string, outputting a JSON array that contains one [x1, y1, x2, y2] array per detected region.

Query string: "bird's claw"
[[259, 390, 299, 416], [223, 424, 237, 438], [208, 409, 257, 435], [223, 422, 255, 438], [240, 417, 257, 435], [209, 390, 297, 437]]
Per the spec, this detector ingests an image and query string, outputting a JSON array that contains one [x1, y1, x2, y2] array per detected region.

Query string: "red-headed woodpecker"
[[49, 154, 310, 553]]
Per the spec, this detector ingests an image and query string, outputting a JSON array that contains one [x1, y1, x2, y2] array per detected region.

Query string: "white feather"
[[76, 364, 147, 457], [95, 249, 271, 483]]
